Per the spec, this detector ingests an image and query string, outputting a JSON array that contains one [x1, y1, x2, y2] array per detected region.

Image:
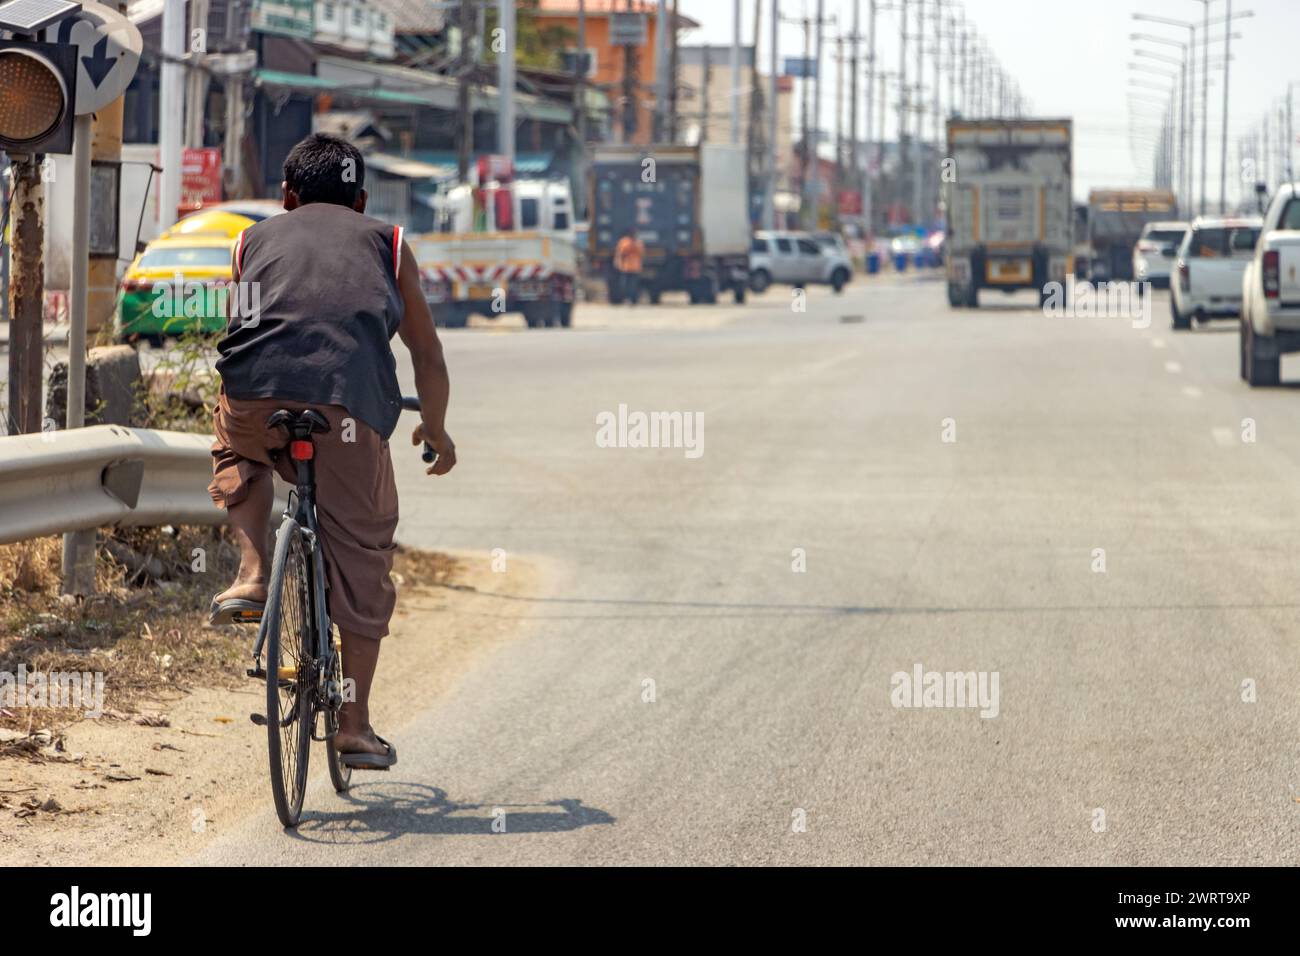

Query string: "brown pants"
[[208, 391, 398, 639]]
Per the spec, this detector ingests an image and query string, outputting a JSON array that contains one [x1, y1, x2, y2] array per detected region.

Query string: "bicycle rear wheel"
[[264, 518, 314, 827], [325, 630, 352, 793]]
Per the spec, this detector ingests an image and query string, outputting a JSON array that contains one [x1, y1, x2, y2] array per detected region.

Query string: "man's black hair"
[[283, 133, 365, 207]]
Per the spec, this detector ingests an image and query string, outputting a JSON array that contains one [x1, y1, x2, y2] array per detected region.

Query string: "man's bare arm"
[[396, 241, 456, 476]]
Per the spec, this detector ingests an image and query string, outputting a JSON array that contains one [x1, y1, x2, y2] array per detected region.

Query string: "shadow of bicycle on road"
[[286, 781, 614, 845]]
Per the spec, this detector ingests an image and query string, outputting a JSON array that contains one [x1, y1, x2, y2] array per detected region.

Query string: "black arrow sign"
[[81, 35, 114, 87]]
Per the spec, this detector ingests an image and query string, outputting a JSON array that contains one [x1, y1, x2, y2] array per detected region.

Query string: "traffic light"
[[0, 38, 77, 154]]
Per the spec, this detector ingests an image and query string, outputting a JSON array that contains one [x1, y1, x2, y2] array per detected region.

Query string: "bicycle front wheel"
[[263, 518, 314, 827]]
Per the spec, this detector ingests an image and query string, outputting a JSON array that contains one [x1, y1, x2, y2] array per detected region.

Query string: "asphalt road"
[[195, 274, 1300, 864]]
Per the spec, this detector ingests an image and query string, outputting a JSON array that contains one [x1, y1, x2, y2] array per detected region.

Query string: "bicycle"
[[247, 395, 433, 828]]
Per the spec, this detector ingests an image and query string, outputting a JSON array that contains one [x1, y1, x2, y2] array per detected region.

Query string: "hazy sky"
[[678, 0, 1300, 204]]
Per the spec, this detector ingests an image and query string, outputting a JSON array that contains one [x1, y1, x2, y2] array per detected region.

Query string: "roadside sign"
[[180, 146, 223, 210], [249, 0, 314, 41], [41, 0, 140, 115], [783, 57, 817, 79], [609, 12, 646, 46]]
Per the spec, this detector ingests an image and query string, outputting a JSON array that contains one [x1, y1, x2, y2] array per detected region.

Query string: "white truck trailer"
[[943, 118, 1073, 308]]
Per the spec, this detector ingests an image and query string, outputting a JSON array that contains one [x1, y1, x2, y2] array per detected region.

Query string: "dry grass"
[[0, 528, 246, 738], [0, 532, 462, 744]]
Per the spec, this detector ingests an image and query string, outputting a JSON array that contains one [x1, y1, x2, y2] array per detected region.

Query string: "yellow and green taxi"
[[118, 210, 257, 342], [118, 233, 242, 342]]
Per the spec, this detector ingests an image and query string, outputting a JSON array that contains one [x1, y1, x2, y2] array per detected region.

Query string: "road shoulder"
[[0, 550, 545, 866]]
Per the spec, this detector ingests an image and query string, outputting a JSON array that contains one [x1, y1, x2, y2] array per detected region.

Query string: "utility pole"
[[834, 33, 844, 229], [1199, 0, 1209, 215], [811, 0, 827, 229], [764, 0, 778, 228], [931, 0, 941, 150], [5, 157, 43, 436], [654, 0, 669, 140], [574, 0, 587, 217], [911, 0, 923, 225], [668, 0, 680, 141], [802, 13, 811, 225], [863, 0, 876, 237], [898, 0, 907, 225], [159, 0, 184, 228], [730, 0, 742, 144], [700, 45, 711, 142], [1262, 109, 1270, 189], [185, 0, 210, 148], [747, 0, 765, 221], [621, 0, 638, 143], [781, 10, 813, 226], [497, 0, 516, 161], [849, 0, 859, 212], [1287, 83, 1295, 183], [456, 0, 473, 178]]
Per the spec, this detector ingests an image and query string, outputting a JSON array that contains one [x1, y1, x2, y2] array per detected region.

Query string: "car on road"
[[749, 230, 854, 294], [1131, 221, 1188, 288], [118, 235, 237, 343], [1169, 216, 1261, 330], [158, 209, 258, 242], [1240, 183, 1300, 386]]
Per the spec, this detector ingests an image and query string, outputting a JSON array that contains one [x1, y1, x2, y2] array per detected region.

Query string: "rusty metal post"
[[5, 155, 44, 436]]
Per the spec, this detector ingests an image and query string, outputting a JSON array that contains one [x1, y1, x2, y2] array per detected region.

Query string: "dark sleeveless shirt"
[[216, 203, 406, 439]]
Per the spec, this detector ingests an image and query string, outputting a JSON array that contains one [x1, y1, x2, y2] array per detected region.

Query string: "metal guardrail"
[[0, 425, 221, 546]]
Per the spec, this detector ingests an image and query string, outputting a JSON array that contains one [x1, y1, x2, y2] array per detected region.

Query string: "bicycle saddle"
[[266, 408, 331, 438]]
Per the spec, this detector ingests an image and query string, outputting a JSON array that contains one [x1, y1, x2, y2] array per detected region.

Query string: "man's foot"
[[335, 726, 396, 769], [213, 579, 267, 605], [334, 725, 387, 756]]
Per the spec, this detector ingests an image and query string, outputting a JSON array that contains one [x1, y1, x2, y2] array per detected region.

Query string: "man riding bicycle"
[[207, 133, 456, 769]]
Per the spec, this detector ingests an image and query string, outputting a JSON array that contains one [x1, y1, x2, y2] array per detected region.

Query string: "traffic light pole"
[[62, 113, 95, 595], [5, 155, 44, 437]]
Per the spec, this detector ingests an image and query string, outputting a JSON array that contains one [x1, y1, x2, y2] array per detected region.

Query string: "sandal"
[[339, 734, 397, 770]]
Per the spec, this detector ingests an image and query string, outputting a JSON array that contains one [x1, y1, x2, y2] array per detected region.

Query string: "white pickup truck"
[[1169, 216, 1260, 330], [1240, 183, 1300, 385], [409, 179, 577, 329]]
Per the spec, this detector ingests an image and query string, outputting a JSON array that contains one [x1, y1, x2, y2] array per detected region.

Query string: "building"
[[533, 0, 697, 146], [113, 0, 599, 240]]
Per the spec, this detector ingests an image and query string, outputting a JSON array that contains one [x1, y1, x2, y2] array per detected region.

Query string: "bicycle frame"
[[251, 443, 333, 679]]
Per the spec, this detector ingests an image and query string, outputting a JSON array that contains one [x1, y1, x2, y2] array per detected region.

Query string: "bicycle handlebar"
[[401, 396, 436, 463]]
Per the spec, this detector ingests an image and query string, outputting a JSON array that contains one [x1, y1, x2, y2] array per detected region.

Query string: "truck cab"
[[412, 171, 578, 329]]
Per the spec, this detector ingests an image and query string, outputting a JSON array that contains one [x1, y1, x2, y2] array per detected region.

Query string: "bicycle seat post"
[[266, 409, 331, 503]]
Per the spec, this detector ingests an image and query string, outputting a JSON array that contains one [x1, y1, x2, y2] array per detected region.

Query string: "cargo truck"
[[588, 143, 750, 305], [943, 118, 1073, 308], [1080, 188, 1177, 284]]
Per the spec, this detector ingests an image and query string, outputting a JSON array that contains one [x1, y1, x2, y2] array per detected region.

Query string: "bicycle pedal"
[[249, 713, 267, 726], [246, 666, 267, 679], [232, 610, 262, 624]]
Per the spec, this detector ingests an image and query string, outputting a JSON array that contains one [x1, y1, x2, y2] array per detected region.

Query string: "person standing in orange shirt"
[[613, 229, 646, 306]]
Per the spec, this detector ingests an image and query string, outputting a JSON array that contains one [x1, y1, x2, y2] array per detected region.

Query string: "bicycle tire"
[[264, 518, 314, 827], [325, 630, 352, 793]]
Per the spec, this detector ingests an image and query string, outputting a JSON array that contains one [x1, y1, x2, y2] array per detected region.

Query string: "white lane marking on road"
[[1182, 386, 1202, 398], [1151, 337, 1166, 349], [1164, 360, 1182, 373], [1211, 427, 1235, 447], [766, 350, 863, 386]]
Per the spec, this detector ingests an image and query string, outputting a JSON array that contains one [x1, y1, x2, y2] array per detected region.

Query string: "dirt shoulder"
[[0, 550, 545, 866]]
